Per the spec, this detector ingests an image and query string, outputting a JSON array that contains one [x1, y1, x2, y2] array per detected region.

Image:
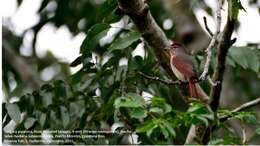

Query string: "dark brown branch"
[[117, 0, 210, 144], [187, 0, 240, 143], [210, 14, 236, 112], [203, 16, 213, 37], [201, 2, 238, 144], [118, 0, 206, 102], [118, 0, 172, 76], [186, 1, 222, 144]]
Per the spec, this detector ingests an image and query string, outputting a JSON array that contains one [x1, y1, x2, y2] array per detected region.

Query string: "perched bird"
[[169, 42, 209, 103]]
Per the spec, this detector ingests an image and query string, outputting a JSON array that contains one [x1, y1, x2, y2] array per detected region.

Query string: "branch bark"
[[200, 0, 222, 80], [200, 1, 238, 144], [203, 16, 213, 37], [186, 0, 238, 144], [117, 0, 241, 144], [118, 0, 171, 74], [118, 0, 207, 100], [210, 13, 236, 112], [197, 97, 260, 144], [117, 0, 213, 144]]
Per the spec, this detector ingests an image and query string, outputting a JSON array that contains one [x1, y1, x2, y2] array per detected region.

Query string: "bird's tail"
[[188, 79, 209, 103]]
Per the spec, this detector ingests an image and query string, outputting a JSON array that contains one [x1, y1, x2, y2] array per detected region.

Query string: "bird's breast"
[[170, 56, 186, 81]]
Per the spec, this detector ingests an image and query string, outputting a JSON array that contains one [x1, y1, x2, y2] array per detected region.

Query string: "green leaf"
[[229, 47, 260, 72], [150, 107, 164, 114], [60, 106, 70, 128], [150, 97, 172, 114], [197, 116, 209, 126], [159, 125, 169, 139], [212, 136, 240, 144], [34, 110, 47, 128], [164, 122, 176, 138], [226, 55, 236, 67], [24, 117, 36, 129], [228, 0, 244, 20], [234, 111, 258, 124], [114, 97, 142, 108], [146, 125, 157, 137], [188, 102, 205, 113], [114, 93, 144, 108], [40, 90, 53, 108], [39, 113, 47, 127], [129, 107, 147, 119], [218, 109, 233, 117], [136, 120, 157, 134], [208, 138, 225, 145], [6, 103, 21, 123], [97, 0, 118, 21], [69, 100, 85, 118], [164, 104, 172, 114], [80, 23, 110, 54], [256, 128, 260, 135], [108, 31, 141, 51]]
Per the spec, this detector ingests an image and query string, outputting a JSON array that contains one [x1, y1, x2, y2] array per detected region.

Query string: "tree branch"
[[232, 97, 260, 112], [138, 72, 205, 86], [203, 16, 213, 37], [117, 0, 208, 101], [2, 40, 41, 90], [199, 0, 222, 81], [186, 0, 239, 144], [117, 0, 210, 144], [138, 72, 182, 85], [210, 7, 236, 112], [198, 97, 260, 144], [200, 0, 239, 144], [220, 97, 260, 122]]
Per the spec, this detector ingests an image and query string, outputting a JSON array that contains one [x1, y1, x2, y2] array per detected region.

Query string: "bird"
[[169, 42, 209, 103]]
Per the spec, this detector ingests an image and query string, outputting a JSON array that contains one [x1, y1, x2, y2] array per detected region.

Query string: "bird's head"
[[169, 42, 184, 54]]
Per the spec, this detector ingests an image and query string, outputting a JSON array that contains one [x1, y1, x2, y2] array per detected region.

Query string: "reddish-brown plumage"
[[169, 42, 208, 102]]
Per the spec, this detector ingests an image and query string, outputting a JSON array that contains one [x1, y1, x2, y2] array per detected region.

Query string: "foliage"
[[228, 46, 260, 73], [2, 0, 260, 145]]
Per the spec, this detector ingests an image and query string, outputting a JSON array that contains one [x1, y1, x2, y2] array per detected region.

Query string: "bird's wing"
[[171, 54, 196, 78]]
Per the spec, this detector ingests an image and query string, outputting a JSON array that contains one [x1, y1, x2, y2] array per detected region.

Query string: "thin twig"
[[138, 71, 205, 86], [232, 97, 260, 112], [189, 0, 233, 144], [203, 16, 213, 37], [207, 76, 219, 86], [138, 72, 183, 85], [219, 97, 260, 122], [201, 0, 240, 143], [199, 0, 222, 81], [200, 97, 260, 144]]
